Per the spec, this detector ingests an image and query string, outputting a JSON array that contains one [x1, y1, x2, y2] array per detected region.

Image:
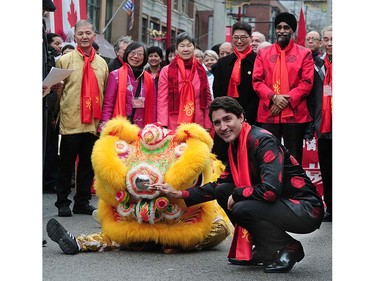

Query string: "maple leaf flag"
[[296, 7, 307, 46], [50, 0, 87, 42]]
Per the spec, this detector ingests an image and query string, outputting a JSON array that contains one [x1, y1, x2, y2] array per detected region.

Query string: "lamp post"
[[166, 0, 172, 49]]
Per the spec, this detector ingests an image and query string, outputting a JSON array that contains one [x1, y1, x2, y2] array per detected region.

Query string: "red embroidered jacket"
[[252, 40, 314, 124]]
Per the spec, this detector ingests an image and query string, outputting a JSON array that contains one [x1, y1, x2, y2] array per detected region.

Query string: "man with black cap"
[[252, 12, 314, 165]]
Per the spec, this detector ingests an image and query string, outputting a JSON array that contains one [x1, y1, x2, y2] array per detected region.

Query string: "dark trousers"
[[55, 133, 98, 208], [215, 183, 317, 254], [259, 123, 307, 164], [42, 93, 59, 191], [318, 138, 332, 215]]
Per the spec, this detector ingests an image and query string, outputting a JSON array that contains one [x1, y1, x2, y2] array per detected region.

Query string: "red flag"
[[296, 7, 307, 46], [50, 0, 87, 42]]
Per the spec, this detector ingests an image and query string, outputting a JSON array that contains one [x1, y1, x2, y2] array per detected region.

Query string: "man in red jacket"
[[252, 12, 314, 164]]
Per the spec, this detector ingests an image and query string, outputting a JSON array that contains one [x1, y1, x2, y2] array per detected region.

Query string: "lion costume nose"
[[135, 175, 150, 190]]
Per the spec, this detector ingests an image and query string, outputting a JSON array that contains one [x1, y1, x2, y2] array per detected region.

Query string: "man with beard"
[[252, 12, 314, 164]]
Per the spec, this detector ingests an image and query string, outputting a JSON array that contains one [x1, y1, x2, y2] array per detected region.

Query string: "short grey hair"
[[203, 49, 219, 60], [114, 35, 132, 52]]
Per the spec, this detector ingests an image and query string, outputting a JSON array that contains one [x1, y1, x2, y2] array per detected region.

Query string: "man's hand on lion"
[[148, 183, 183, 199]]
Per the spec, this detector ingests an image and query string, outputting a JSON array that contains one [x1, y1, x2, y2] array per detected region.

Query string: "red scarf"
[[273, 41, 294, 119], [228, 47, 253, 98], [167, 55, 209, 123], [227, 122, 253, 261], [320, 56, 332, 133], [114, 64, 155, 126], [77, 47, 101, 124]]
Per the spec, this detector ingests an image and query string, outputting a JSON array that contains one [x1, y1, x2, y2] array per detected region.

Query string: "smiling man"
[[54, 20, 109, 217], [150, 96, 324, 273], [211, 21, 259, 174], [252, 12, 314, 165]]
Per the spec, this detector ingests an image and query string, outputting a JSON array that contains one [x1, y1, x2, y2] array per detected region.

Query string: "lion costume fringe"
[[74, 117, 232, 253]]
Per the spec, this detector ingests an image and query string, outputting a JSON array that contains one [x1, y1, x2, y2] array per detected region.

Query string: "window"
[[87, 0, 100, 33]]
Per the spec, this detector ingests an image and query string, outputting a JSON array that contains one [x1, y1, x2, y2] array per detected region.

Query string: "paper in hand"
[[43, 67, 74, 97]]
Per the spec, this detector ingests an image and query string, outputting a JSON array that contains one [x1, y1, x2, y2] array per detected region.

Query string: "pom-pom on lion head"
[[92, 117, 227, 250]]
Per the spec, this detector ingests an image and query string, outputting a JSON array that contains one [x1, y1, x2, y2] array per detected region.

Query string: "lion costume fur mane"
[[91, 117, 231, 250]]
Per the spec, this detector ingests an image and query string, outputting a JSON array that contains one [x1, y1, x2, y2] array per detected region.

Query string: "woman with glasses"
[[157, 32, 212, 131], [98, 41, 157, 131]]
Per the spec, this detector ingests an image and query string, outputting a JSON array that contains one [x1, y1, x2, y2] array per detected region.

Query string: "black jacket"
[[212, 52, 259, 125]]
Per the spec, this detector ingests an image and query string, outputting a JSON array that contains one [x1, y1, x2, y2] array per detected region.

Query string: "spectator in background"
[[304, 26, 332, 222], [194, 48, 204, 63], [99, 41, 156, 131], [108, 35, 132, 72], [47, 32, 63, 59], [211, 43, 221, 57], [61, 44, 75, 55], [92, 41, 100, 54], [211, 21, 258, 168], [157, 32, 212, 131], [43, 1, 62, 195], [304, 30, 322, 58], [161, 44, 176, 67], [252, 12, 314, 164], [145, 46, 163, 94], [219, 42, 233, 58], [54, 20, 109, 217], [251, 31, 266, 54], [202, 50, 219, 98], [257, 41, 272, 51]]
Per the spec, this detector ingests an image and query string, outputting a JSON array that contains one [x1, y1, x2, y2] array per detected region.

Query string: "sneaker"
[[73, 204, 96, 215], [46, 218, 79, 255], [92, 209, 100, 223], [58, 206, 72, 217]]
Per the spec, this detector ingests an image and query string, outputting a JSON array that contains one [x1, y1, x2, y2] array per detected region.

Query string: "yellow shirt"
[[56, 49, 108, 135]]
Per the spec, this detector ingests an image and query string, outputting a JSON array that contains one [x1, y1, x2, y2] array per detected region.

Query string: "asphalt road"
[[43, 193, 332, 281]]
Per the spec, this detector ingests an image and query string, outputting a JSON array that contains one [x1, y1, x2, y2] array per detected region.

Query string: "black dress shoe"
[[264, 241, 305, 273], [73, 204, 96, 215], [228, 250, 274, 266], [58, 206, 72, 217]]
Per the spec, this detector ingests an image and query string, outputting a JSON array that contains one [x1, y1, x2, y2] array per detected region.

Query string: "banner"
[[302, 136, 324, 198], [50, 0, 87, 42]]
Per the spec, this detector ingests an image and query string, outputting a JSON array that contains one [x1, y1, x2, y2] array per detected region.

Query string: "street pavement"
[[43, 193, 332, 281]]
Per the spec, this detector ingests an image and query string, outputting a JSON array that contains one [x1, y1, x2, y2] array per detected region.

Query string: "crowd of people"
[[43, 0, 332, 273]]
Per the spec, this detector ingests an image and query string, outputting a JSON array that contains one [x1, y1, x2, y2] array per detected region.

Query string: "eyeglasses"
[[232, 35, 250, 42], [305, 37, 321, 42], [129, 51, 144, 57]]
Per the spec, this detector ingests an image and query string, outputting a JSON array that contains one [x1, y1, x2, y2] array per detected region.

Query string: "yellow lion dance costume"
[[68, 117, 231, 253]]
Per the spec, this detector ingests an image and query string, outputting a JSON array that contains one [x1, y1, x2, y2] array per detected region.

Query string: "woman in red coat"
[[157, 32, 212, 131]]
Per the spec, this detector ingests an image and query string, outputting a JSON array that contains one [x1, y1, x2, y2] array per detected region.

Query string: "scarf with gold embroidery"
[[227, 122, 253, 261], [272, 41, 294, 119], [77, 46, 101, 124]]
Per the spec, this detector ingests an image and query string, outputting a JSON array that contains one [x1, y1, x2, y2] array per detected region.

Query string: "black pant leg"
[[281, 123, 307, 164], [318, 138, 332, 215], [73, 133, 98, 207], [232, 200, 315, 254], [55, 134, 79, 208], [214, 183, 236, 225]]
